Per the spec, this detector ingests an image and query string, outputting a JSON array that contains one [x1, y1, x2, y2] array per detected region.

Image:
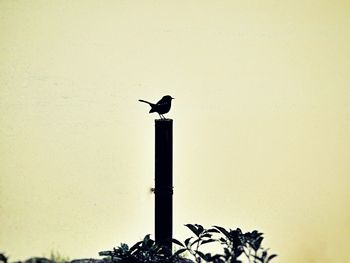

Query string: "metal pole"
[[154, 119, 173, 250]]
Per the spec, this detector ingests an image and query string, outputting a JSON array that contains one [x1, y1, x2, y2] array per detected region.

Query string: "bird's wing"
[[156, 98, 167, 105]]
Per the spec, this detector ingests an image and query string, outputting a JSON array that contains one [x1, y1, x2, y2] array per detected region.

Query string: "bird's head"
[[163, 95, 174, 102]]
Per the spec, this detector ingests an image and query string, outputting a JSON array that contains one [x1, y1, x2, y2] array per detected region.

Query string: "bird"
[[139, 95, 174, 119]]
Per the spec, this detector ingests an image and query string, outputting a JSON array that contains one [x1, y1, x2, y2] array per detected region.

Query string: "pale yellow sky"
[[1, 1, 350, 262]]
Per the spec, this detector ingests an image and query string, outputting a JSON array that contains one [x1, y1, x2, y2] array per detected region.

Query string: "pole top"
[[155, 118, 173, 123]]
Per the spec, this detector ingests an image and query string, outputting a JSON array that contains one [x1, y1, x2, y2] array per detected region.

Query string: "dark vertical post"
[[155, 119, 173, 250]]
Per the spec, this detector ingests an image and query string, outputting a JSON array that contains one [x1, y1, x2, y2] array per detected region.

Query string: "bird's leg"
[[158, 113, 163, 119]]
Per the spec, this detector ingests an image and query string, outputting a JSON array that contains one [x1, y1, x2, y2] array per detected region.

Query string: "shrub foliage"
[[99, 224, 277, 263]]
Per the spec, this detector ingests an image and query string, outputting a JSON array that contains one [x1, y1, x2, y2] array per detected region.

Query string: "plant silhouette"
[[99, 224, 277, 263]]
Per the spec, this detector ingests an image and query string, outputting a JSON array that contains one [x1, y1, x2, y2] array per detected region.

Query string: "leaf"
[[253, 255, 264, 262], [201, 233, 212, 238], [185, 224, 200, 237], [266, 254, 277, 262], [174, 248, 187, 256], [219, 237, 227, 244], [172, 238, 184, 247], [98, 251, 112, 256], [213, 226, 230, 238], [129, 241, 142, 253], [143, 234, 151, 244], [207, 228, 220, 234], [196, 224, 204, 235], [251, 236, 264, 251], [141, 234, 154, 250], [119, 243, 129, 251], [184, 237, 192, 248], [252, 230, 263, 237]]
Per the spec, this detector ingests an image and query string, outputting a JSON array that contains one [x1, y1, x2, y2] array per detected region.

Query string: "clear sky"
[[1, 1, 350, 262]]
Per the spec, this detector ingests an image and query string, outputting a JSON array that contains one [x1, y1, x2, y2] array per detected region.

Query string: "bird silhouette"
[[139, 95, 174, 119]]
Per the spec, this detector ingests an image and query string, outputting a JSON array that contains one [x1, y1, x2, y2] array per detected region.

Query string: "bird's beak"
[[172, 97, 175, 100]]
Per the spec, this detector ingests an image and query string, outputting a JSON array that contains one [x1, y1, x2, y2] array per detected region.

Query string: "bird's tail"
[[138, 99, 153, 105], [139, 99, 156, 113]]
